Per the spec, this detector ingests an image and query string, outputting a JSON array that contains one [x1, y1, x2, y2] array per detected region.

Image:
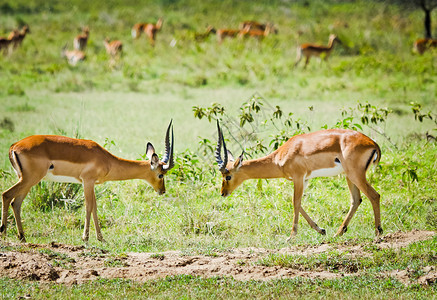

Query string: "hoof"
[[320, 228, 326, 235]]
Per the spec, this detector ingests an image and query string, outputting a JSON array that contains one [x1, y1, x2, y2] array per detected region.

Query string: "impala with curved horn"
[[1, 121, 175, 242], [215, 121, 382, 239]]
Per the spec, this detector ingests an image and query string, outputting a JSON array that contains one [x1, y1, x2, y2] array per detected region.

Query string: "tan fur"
[[413, 38, 437, 55], [1, 123, 174, 242], [295, 34, 341, 68], [216, 128, 382, 240]]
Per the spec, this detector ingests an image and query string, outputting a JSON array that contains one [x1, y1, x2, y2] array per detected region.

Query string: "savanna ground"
[[0, 0, 436, 298]]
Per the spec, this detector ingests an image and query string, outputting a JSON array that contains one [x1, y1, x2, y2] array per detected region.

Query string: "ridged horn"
[[215, 120, 228, 173], [162, 120, 174, 171]]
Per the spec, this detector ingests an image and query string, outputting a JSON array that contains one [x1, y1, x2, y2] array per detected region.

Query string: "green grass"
[[0, 275, 436, 300], [0, 0, 437, 298]]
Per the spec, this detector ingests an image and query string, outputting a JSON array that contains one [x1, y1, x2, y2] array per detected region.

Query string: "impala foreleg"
[[287, 177, 304, 241], [82, 180, 103, 242], [334, 177, 362, 237]]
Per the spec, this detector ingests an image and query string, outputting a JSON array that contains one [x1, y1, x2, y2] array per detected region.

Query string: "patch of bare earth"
[[0, 230, 435, 285]]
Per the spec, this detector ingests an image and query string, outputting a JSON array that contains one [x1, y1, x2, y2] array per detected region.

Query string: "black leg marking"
[[321, 228, 326, 235], [0, 225, 4, 233], [359, 198, 363, 204], [49, 164, 54, 170], [343, 226, 348, 233], [334, 158, 340, 163]]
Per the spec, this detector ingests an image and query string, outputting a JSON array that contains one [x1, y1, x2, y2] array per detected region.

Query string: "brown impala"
[[2, 121, 175, 242], [215, 121, 382, 240]]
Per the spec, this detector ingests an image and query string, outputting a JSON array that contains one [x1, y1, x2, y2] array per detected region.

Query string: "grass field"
[[0, 0, 436, 298]]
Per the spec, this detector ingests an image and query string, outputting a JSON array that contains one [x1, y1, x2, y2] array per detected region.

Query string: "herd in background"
[[1, 17, 437, 67]]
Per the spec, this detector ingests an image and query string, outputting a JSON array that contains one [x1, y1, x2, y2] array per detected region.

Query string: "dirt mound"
[[0, 230, 435, 284]]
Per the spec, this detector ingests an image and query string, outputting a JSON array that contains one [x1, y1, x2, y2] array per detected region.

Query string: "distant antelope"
[[104, 38, 123, 57], [239, 21, 278, 34], [216, 28, 240, 44], [11, 25, 30, 49], [413, 38, 437, 55], [74, 26, 90, 51], [61, 45, 86, 66], [195, 25, 217, 42], [295, 34, 341, 69], [6, 30, 20, 53], [238, 23, 273, 40], [132, 18, 163, 46]]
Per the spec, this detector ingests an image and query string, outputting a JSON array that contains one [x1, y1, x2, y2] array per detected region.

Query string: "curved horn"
[[215, 120, 228, 173], [162, 120, 174, 171]]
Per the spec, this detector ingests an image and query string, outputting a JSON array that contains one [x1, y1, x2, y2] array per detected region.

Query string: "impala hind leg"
[[2, 180, 32, 242], [334, 177, 362, 237], [348, 174, 382, 236]]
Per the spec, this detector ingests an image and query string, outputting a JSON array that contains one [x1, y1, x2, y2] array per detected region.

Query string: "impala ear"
[[227, 150, 235, 162], [146, 142, 156, 160], [233, 152, 244, 169], [150, 153, 160, 170]]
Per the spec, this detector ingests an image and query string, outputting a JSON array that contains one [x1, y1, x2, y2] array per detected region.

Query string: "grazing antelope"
[[413, 38, 437, 55], [11, 25, 30, 49], [74, 26, 90, 51], [238, 23, 273, 40], [131, 18, 163, 46], [3, 29, 20, 54], [1, 121, 175, 242], [216, 28, 240, 44], [294, 34, 341, 69], [61, 45, 86, 66], [215, 121, 382, 240], [239, 21, 278, 34], [195, 25, 217, 42], [104, 37, 123, 57]]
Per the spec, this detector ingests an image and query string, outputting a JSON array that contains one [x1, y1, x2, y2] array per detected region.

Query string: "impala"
[[61, 45, 86, 66], [195, 25, 217, 42], [74, 26, 90, 51], [1, 121, 175, 242], [216, 28, 240, 44], [104, 38, 123, 57], [10, 25, 30, 49], [294, 34, 341, 68], [238, 23, 273, 40], [131, 18, 163, 46], [413, 38, 437, 54], [215, 121, 382, 239], [239, 21, 278, 34]]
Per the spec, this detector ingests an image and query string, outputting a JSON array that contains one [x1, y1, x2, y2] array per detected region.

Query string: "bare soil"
[[0, 230, 435, 285]]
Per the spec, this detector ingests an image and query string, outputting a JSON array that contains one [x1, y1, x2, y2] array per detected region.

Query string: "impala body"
[[413, 38, 437, 54], [195, 26, 216, 42], [238, 23, 273, 40], [61, 46, 86, 66], [104, 38, 123, 57], [216, 29, 240, 44], [215, 122, 382, 239], [131, 18, 163, 46], [74, 26, 89, 51], [239, 21, 278, 34], [2, 121, 174, 242], [295, 34, 341, 68]]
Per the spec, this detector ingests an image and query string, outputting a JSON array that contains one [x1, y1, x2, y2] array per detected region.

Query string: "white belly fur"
[[305, 164, 344, 180], [44, 172, 82, 184]]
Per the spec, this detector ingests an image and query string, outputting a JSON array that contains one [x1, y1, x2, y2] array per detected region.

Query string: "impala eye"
[[225, 175, 231, 181], [158, 174, 164, 179]]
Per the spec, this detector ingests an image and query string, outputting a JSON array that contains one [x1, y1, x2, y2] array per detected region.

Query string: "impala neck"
[[327, 38, 336, 50], [238, 153, 283, 180], [106, 157, 151, 182]]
